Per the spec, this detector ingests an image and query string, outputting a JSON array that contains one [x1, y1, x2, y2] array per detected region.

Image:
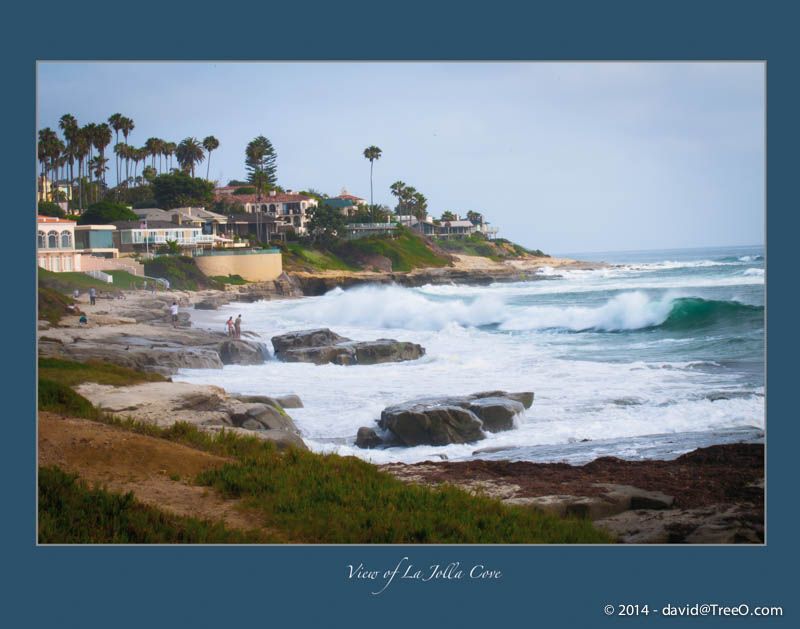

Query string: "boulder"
[[473, 390, 534, 409], [231, 393, 304, 409], [228, 402, 299, 434], [275, 394, 304, 409], [356, 427, 383, 449], [465, 397, 524, 432], [218, 339, 269, 365], [272, 329, 350, 354], [351, 340, 425, 364], [202, 426, 308, 451], [271, 328, 425, 366], [379, 402, 485, 447], [375, 390, 533, 447]]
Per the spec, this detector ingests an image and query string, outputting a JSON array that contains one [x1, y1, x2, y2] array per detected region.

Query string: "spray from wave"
[[287, 285, 762, 334]]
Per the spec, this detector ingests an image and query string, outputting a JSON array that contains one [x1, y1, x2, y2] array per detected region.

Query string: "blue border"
[[13, 1, 797, 626]]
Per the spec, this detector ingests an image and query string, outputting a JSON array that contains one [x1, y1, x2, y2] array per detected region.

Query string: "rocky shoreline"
[[379, 443, 764, 543], [37, 259, 763, 543]]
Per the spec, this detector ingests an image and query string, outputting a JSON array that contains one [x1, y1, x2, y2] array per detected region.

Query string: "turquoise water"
[[184, 244, 765, 464]]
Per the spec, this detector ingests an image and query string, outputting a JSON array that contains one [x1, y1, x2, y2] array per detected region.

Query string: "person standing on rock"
[[170, 301, 179, 328], [226, 317, 235, 337], [235, 314, 242, 339], [89, 287, 96, 306]]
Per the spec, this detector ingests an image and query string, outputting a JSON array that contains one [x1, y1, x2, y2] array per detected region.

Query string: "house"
[[37, 215, 82, 272], [133, 207, 232, 243], [213, 190, 318, 234], [74, 224, 118, 258], [111, 220, 216, 254], [219, 214, 283, 243], [344, 222, 398, 239], [438, 219, 478, 239]]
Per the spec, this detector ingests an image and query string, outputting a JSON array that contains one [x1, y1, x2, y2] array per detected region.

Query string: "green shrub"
[[38, 379, 101, 419], [38, 466, 276, 543]]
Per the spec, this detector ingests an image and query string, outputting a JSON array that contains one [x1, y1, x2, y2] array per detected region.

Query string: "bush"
[[232, 187, 256, 195], [77, 202, 138, 225], [38, 379, 101, 419], [38, 201, 65, 218]]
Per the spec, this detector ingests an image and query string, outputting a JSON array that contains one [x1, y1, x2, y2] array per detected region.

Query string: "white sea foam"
[[181, 251, 764, 465]]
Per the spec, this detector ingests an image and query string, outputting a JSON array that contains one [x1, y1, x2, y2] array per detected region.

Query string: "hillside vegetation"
[[37, 357, 613, 544]]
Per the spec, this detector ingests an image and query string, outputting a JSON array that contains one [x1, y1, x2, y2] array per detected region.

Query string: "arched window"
[[60, 230, 72, 249], [37, 231, 45, 248], [47, 231, 58, 248], [261, 204, 267, 212], [269, 204, 276, 212]]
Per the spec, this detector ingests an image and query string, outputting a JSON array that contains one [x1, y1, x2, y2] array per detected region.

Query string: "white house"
[[37, 215, 82, 272]]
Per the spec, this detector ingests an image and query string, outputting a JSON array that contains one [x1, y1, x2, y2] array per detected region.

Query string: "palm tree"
[[363, 145, 382, 208], [108, 113, 123, 186], [59, 114, 78, 195], [90, 156, 109, 203], [120, 116, 135, 183], [94, 123, 112, 186], [202, 136, 219, 181], [390, 180, 407, 214], [74, 131, 90, 209], [163, 141, 176, 172], [176, 137, 205, 177], [144, 138, 160, 171]]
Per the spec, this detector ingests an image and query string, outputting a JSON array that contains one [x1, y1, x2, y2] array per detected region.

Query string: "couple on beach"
[[226, 315, 242, 338]]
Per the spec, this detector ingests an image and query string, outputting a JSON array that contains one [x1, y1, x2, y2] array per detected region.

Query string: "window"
[[60, 230, 72, 249], [48, 231, 58, 248], [51, 256, 60, 272], [64, 256, 72, 271], [261, 204, 267, 212], [37, 231, 45, 248], [269, 204, 276, 212]]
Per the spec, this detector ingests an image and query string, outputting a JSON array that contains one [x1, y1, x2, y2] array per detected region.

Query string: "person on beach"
[[73, 289, 79, 299], [226, 317, 235, 337], [89, 287, 96, 305], [235, 314, 242, 339], [170, 301, 179, 328], [78, 315, 87, 325]]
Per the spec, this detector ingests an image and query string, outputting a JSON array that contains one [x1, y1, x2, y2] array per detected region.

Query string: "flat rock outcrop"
[[271, 328, 425, 366], [378, 443, 764, 544], [368, 391, 533, 447], [74, 381, 306, 449]]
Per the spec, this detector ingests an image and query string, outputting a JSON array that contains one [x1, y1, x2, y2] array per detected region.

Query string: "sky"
[[37, 62, 764, 253]]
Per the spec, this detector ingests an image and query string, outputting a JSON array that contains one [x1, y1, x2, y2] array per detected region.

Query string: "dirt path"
[[38, 412, 286, 538]]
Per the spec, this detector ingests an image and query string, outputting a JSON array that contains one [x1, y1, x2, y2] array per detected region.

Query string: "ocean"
[[182, 244, 765, 465]]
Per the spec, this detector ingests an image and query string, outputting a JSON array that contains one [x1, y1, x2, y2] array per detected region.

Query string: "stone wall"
[[193, 251, 283, 282]]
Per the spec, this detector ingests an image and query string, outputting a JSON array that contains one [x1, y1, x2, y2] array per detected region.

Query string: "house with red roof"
[[213, 189, 318, 234]]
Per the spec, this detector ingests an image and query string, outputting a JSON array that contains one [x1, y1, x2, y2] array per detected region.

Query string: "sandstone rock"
[[202, 426, 308, 451], [351, 340, 425, 364], [473, 390, 534, 409], [466, 397, 524, 432], [275, 394, 303, 409], [218, 339, 269, 365], [356, 427, 383, 449], [379, 402, 485, 447], [504, 494, 626, 520], [272, 329, 351, 355], [272, 329, 425, 366]]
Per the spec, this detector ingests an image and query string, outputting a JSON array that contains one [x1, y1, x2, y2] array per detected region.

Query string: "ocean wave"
[[743, 268, 764, 277], [296, 286, 762, 334]]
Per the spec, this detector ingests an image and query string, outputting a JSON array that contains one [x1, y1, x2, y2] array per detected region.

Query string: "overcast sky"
[[37, 62, 764, 253]]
